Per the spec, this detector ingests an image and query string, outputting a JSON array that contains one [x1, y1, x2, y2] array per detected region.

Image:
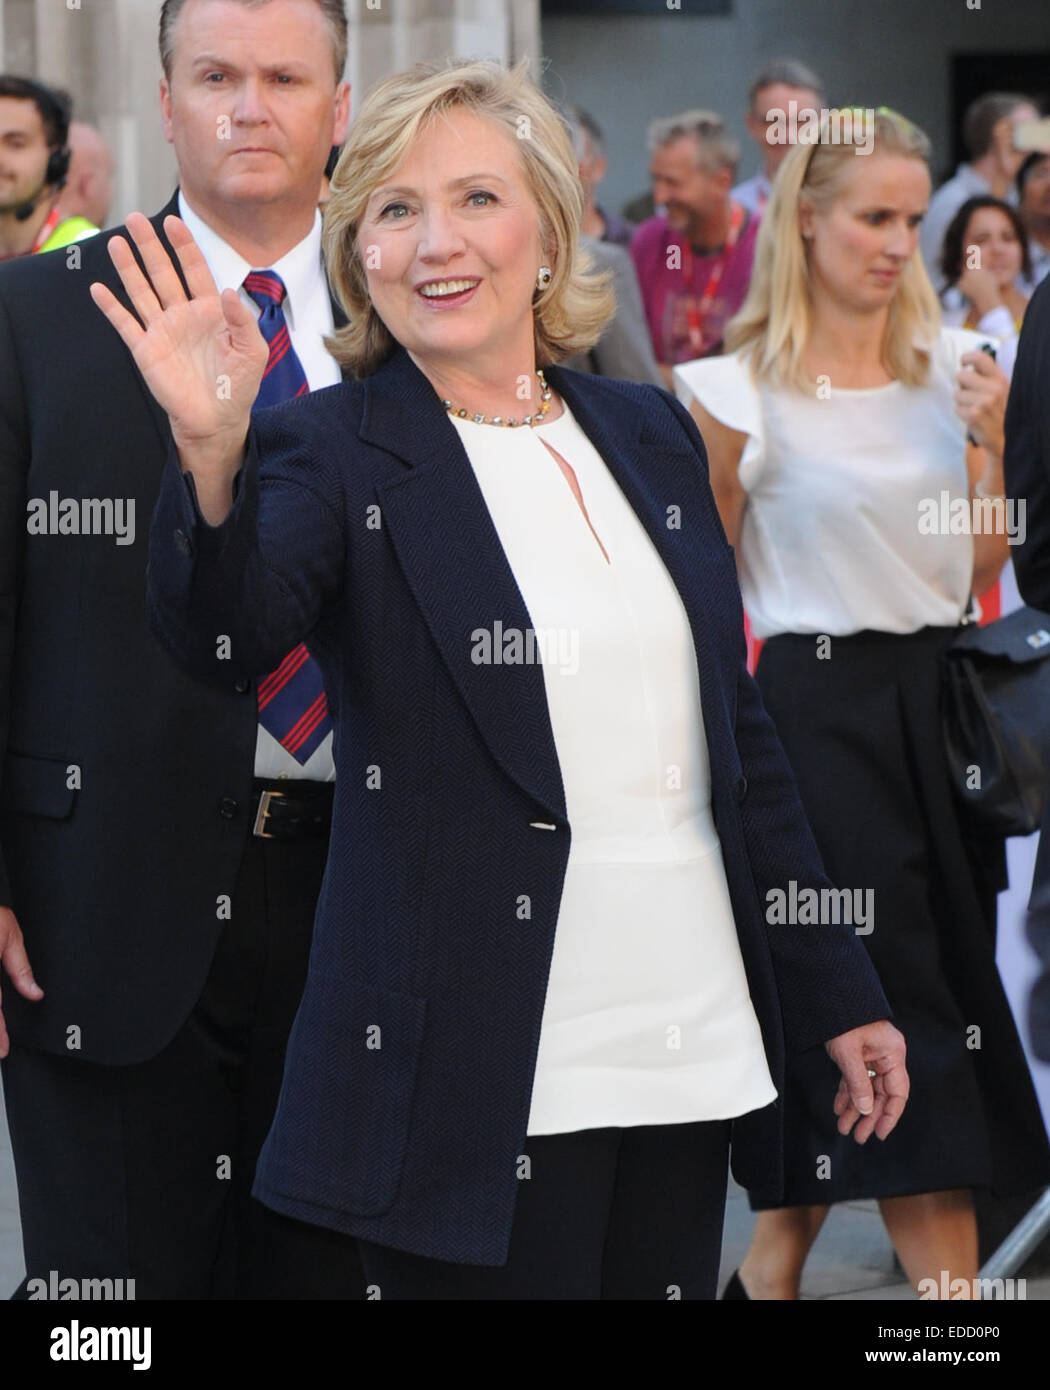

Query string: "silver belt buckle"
[[253, 788, 285, 839]]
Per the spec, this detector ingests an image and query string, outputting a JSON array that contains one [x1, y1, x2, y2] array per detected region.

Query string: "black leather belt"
[[250, 779, 334, 841]]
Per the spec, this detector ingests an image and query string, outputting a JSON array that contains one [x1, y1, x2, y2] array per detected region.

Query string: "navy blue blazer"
[[147, 344, 890, 1267]]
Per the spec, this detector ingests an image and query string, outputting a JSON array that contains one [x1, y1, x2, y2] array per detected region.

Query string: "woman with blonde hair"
[[676, 108, 1050, 1300], [91, 60, 906, 1299]]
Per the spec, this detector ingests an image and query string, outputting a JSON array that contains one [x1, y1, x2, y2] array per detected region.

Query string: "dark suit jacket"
[[0, 191, 344, 1064], [1005, 275, 1050, 609], [147, 343, 890, 1266]]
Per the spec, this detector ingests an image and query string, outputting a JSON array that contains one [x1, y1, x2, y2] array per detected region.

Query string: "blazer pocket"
[[2, 753, 78, 820], [264, 976, 428, 1218]]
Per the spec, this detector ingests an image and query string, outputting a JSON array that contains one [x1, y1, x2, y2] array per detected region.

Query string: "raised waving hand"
[[90, 213, 269, 522]]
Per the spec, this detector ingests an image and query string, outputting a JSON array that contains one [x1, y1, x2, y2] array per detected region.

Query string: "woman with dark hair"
[[939, 195, 1031, 376]]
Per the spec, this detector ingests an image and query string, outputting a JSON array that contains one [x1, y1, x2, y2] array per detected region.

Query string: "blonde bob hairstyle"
[[322, 57, 616, 378], [725, 109, 942, 391]]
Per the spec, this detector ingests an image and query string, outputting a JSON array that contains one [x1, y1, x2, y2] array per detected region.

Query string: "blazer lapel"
[[364, 349, 567, 821], [363, 349, 736, 820]]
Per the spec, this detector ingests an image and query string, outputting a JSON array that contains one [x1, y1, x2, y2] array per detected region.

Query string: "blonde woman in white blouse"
[[91, 60, 907, 1300], [676, 108, 1050, 1301]]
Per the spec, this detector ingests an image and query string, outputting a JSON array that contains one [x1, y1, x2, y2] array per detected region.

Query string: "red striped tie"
[[244, 269, 332, 763]]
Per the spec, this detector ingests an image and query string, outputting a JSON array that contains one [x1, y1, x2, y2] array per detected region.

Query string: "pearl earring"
[[536, 265, 552, 291]]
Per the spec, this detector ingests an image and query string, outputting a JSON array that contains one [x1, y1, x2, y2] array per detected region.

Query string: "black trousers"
[[358, 1119, 731, 1299], [3, 819, 366, 1299]]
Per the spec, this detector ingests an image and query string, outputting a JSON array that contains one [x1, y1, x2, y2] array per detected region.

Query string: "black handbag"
[[942, 604, 1050, 837]]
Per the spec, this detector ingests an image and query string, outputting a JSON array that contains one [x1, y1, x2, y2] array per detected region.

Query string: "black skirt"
[[749, 625, 1050, 1208]]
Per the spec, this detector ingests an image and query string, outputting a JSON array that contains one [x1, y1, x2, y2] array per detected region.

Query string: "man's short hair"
[[747, 58, 824, 112], [159, 0, 348, 84], [0, 75, 72, 150], [563, 105, 605, 163], [647, 109, 739, 175], [962, 91, 1033, 161]]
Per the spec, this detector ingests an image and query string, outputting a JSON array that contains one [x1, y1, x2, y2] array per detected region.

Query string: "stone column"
[[348, 0, 541, 105], [0, 0, 41, 77]]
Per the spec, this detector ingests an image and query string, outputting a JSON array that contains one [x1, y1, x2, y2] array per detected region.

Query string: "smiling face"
[[799, 153, 931, 313], [159, 0, 348, 219], [962, 205, 1024, 290], [356, 107, 549, 379], [649, 135, 730, 241], [0, 97, 51, 214]]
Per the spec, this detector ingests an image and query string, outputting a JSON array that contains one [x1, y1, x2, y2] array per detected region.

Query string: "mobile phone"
[[966, 341, 997, 447]]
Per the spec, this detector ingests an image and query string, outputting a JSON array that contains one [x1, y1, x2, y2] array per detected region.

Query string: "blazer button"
[[233, 679, 251, 694], [218, 796, 239, 819], [736, 775, 748, 803], [174, 528, 193, 557]]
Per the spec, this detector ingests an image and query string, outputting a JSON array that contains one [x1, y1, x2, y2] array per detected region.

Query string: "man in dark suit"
[[1005, 276, 1050, 1065], [0, 0, 365, 1297]]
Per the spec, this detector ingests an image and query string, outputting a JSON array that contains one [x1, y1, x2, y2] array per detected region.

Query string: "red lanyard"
[[0, 202, 63, 264], [680, 202, 746, 354], [30, 203, 63, 255]]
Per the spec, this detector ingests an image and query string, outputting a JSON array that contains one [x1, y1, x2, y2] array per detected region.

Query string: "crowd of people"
[[1, 0, 1049, 1304]]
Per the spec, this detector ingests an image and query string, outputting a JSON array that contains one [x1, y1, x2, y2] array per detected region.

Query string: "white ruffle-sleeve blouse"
[[672, 329, 983, 640], [447, 401, 776, 1137]]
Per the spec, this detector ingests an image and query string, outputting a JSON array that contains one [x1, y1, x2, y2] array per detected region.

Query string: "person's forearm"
[[973, 528, 1010, 597], [977, 446, 1005, 488], [174, 429, 249, 527], [971, 452, 1010, 594]]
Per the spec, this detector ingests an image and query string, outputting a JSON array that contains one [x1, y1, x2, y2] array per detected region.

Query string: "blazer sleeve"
[[147, 394, 347, 684], [1005, 277, 1050, 611], [660, 387, 892, 1053], [0, 282, 29, 908]]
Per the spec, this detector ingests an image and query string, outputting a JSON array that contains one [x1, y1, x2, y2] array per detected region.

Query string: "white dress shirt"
[[178, 192, 339, 781], [448, 403, 776, 1135]]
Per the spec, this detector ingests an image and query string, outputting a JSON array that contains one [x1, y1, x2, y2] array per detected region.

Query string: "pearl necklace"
[[442, 369, 553, 428]]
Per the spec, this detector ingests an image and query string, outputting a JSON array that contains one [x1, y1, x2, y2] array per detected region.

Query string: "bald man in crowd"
[[63, 121, 115, 228]]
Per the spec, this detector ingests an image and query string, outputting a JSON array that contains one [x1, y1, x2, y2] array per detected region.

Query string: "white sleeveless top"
[[448, 402, 776, 1135], [673, 329, 982, 639]]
